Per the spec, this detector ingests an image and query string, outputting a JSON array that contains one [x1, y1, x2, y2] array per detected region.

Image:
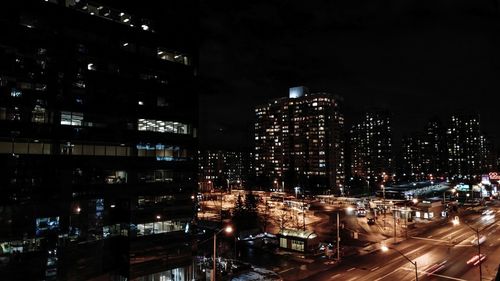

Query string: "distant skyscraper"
[[350, 110, 393, 179], [424, 118, 447, 175], [446, 114, 482, 176], [401, 118, 447, 178], [479, 134, 496, 172], [254, 86, 344, 193], [198, 150, 252, 191], [402, 133, 426, 176]]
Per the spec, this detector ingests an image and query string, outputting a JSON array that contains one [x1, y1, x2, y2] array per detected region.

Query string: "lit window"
[[157, 48, 190, 65], [137, 119, 190, 134], [61, 111, 83, 126], [32, 105, 48, 123], [11, 88, 22, 97]]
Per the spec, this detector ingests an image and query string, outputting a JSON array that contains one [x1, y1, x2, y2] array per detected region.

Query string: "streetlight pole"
[[457, 220, 483, 281], [393, 208, 397, 243], [381, 245, 418, 281], [382, 184, 386, 230], [337, 212, 340, 261], [212, 226, 233, 281]]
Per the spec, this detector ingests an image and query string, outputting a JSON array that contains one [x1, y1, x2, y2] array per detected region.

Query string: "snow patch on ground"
[[230, 267, 282, 281]]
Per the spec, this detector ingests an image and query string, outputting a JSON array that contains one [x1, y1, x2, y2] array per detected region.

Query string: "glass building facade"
[[0, 0, 198, 280]]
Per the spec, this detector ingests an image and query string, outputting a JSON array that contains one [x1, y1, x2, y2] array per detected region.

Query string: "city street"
[[302, 206, 500, 281], [197, 192, 500, 281]]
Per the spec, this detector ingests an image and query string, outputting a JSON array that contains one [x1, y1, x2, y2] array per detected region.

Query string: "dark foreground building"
[[0, 1, 198, 280]]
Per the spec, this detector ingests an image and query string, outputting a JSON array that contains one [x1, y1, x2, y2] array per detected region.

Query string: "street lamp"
[[212, 225, 233, 281], [381, 245, 418, 281], [443, 188, 456, 204], [453, 218, 483, 281]]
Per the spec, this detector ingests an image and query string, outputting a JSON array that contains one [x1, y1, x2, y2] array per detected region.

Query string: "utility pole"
[[393, 208, 397, 243], [220, 193, 223, 224], [476, 228, 482, 281], [302, 197, 306, 231], [337, 212, 340, 261], [404, 204, 408, 239], [382, 185, 386, 231], [213, 233, 217, 281]]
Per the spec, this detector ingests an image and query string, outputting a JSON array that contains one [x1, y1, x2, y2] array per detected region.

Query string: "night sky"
[[199, 0, 500, 150]]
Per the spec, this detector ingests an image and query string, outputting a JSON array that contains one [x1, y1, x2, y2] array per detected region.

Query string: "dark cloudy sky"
[[198, 0, 500, 150]]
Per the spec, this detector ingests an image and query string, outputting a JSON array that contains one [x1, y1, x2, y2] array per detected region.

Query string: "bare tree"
[[273, 206, 295, 232]]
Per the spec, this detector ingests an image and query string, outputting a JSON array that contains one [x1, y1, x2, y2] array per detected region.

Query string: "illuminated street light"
[[453, 218, 483, 281], [213, 225, 233, 281], [381, 245, 418, 280]]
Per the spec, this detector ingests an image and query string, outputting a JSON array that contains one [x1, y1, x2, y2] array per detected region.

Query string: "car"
[[466, 254, 486, 266], [367, 218, 376, 225], [426, 260, 447, 276], [471, 235, 486, 245], [482, 209, 494, 216], [357, 208, 367, 217]]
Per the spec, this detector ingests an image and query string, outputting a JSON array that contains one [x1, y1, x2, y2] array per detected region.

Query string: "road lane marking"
[[330, 273, 341, 279], [370, 266, 380, 271], [373, 268, 402, 281], [278, 268, 294, 274], [400, 267, 467, 281], [411, 236, 448, 243], [347, 267, 356, 272]]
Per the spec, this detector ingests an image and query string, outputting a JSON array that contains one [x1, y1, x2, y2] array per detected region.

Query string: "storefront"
[[278, 229, 319, 253], [414, 200, 444, 220]]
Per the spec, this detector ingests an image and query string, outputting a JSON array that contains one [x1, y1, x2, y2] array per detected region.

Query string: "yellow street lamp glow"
[[381, 245, 389, 252], [224, 225, 233, 234]]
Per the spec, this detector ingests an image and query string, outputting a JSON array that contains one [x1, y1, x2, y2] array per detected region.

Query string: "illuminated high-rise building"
[[479, 134, 496, 172], [401, 118, 447, 178], [402, 133, 426, 177], [198, 150, 253, 191], [446, 114, 482, 176], [254, 86, 344, 194], [424, 117, 448, 175], [0, 1, 198, 280], [349, 110, 393, 179]]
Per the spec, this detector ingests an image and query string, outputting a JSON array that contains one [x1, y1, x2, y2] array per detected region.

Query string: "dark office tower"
[[480, 134, 496, 172], [197, 150, 251, 191], [424, 118, 447, 175], [0, 1, 198, 280], [401, 118, 447, 178], [401, 133, 426, 177], [349, 110, 393, 179], [255, 86, 344, 194], [446, 114, 481, 177]]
